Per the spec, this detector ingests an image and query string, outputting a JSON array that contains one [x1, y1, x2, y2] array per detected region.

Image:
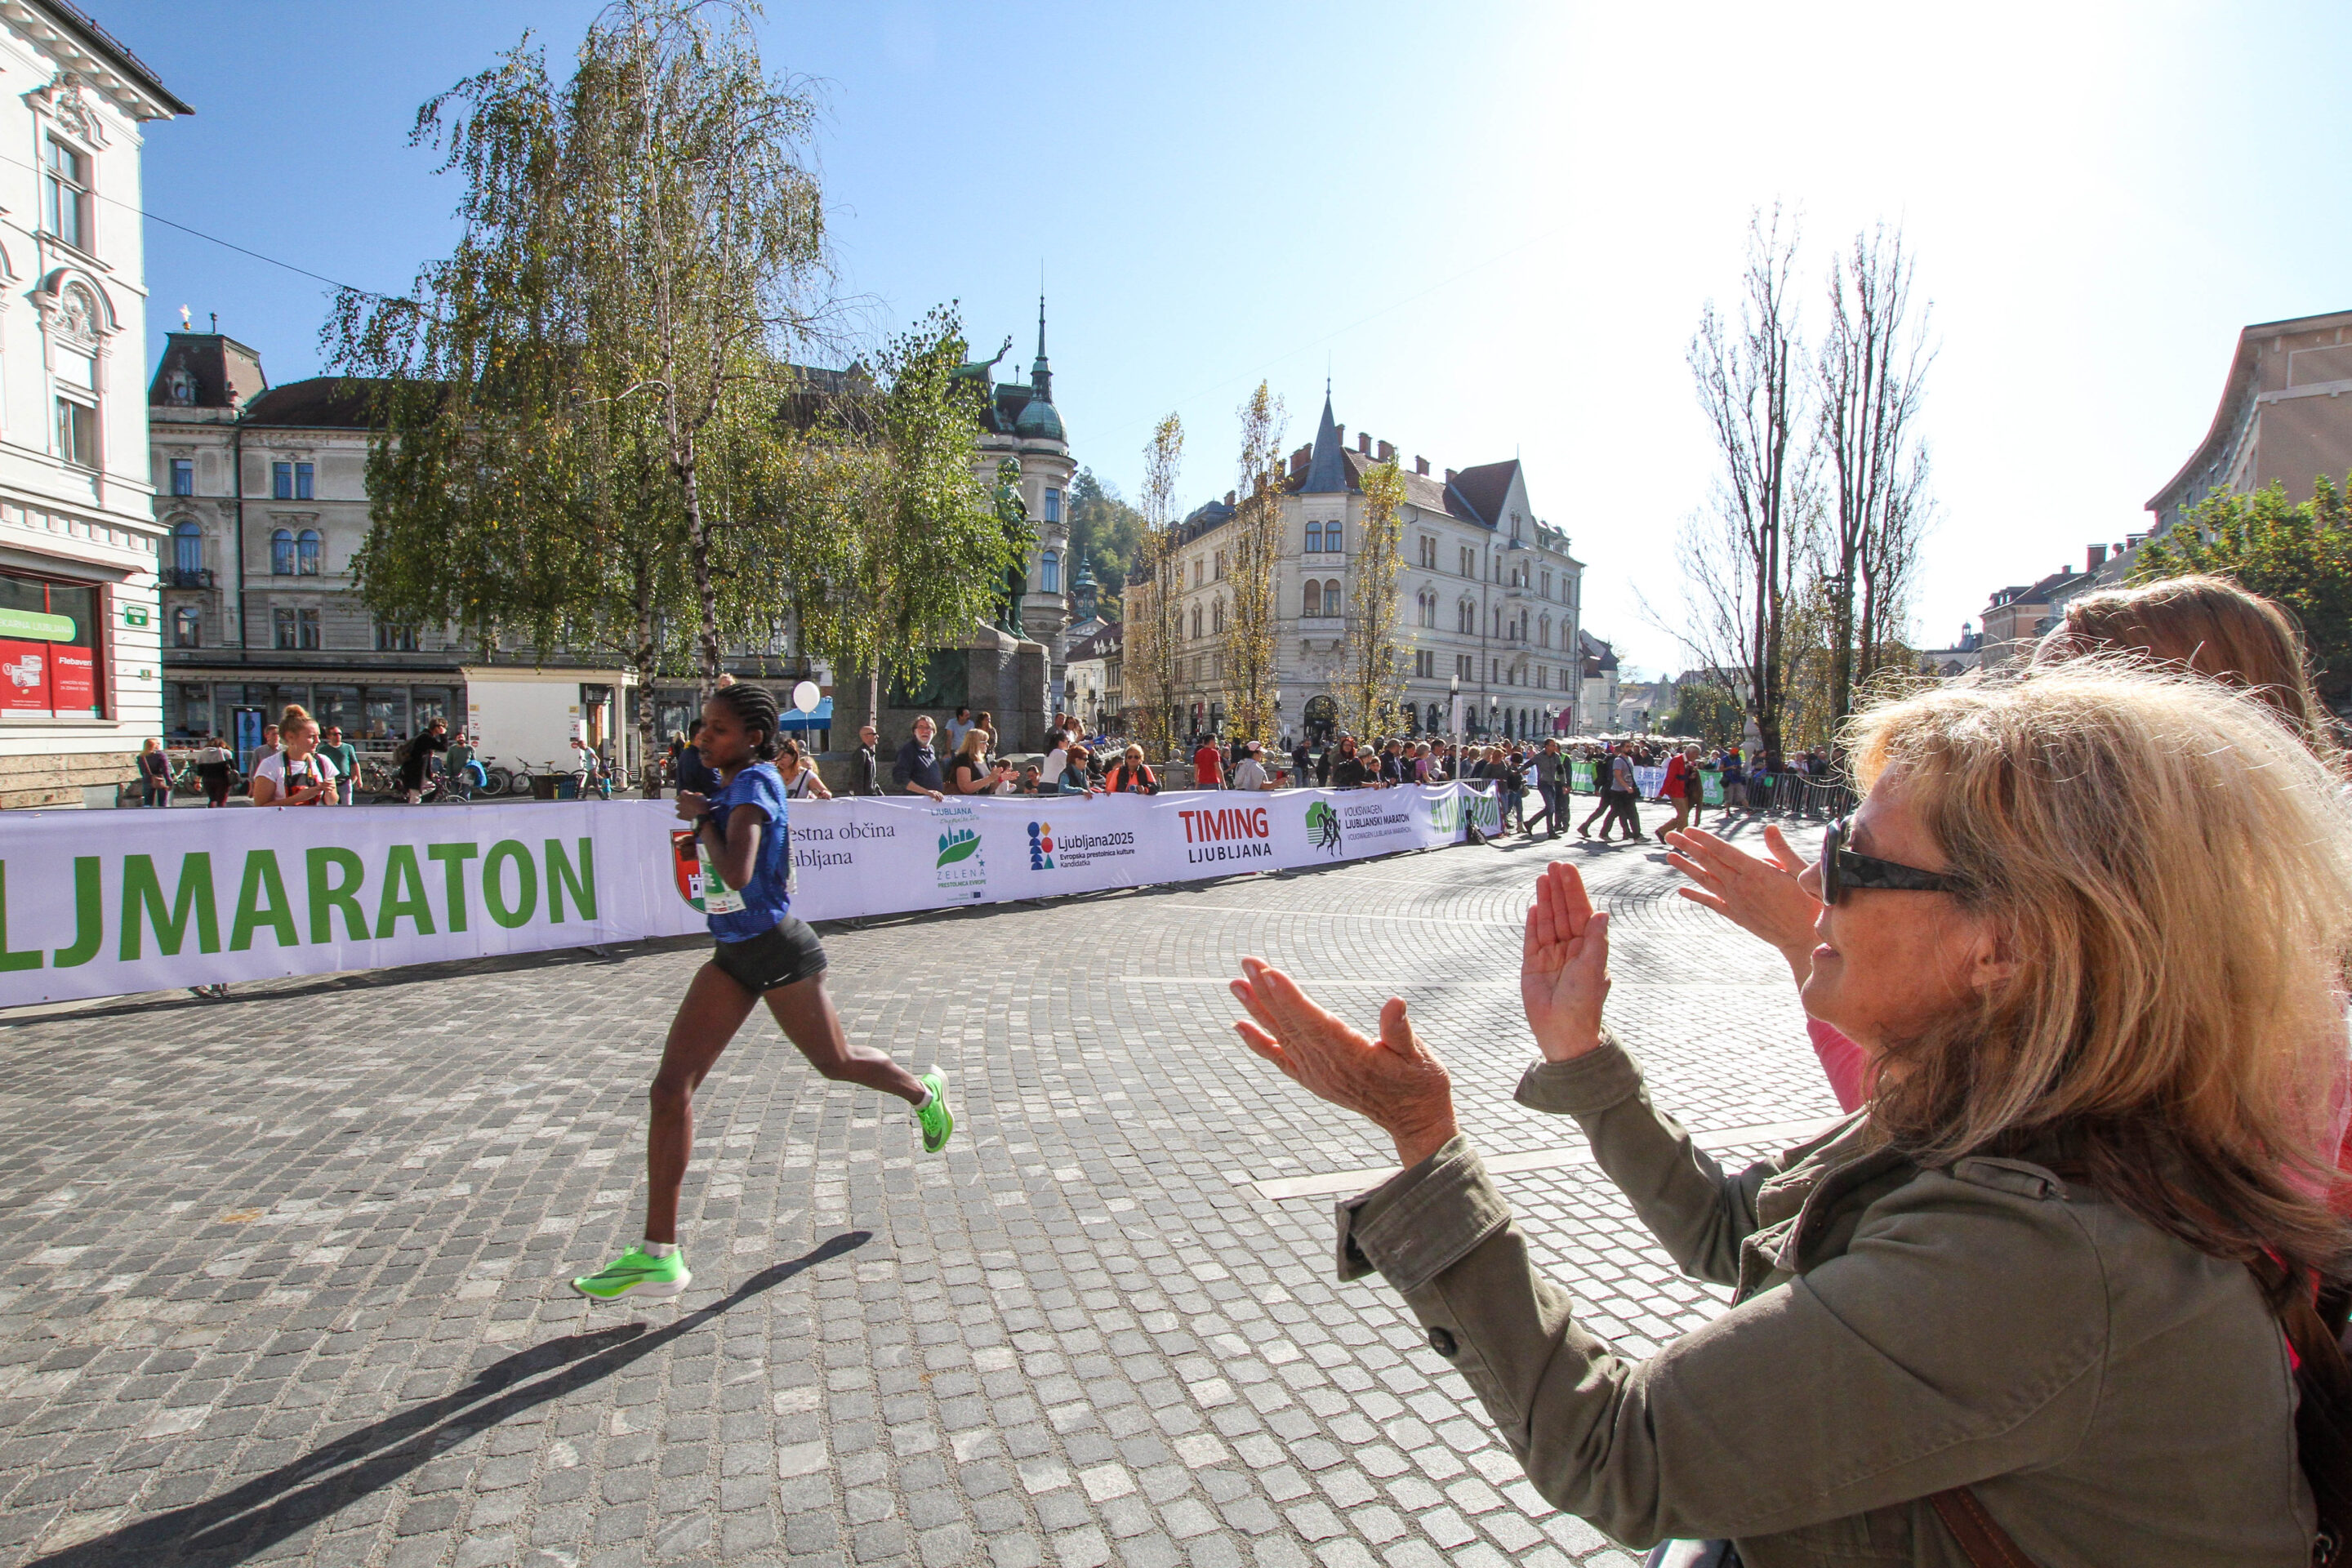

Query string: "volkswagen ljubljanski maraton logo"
[[1303, 800, 1343, 857]]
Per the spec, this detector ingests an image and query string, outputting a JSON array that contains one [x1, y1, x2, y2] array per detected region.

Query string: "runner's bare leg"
[[644, 964, 760, 1245]]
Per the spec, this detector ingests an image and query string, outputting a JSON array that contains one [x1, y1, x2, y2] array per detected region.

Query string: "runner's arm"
[[702, 803, 764, 892]]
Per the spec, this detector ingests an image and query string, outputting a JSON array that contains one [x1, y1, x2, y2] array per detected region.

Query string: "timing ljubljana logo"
[[1175, 804, 1275, 866], [1027, 822, 1055, 871]]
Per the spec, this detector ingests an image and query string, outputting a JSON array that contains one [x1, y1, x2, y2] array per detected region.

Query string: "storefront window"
[[362, 687, 408, 740], [654, 694, 697, 746], [0, 571, 102, 717], [314, 684, 359, 736], [412, 688, 453, 731], [168, 683, 211, 737]]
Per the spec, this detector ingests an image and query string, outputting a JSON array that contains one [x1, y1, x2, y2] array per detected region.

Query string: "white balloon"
[[791, 679, 822, 714]]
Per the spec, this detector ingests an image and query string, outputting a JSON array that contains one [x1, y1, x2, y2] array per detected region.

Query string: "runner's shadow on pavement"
[[24, 1231, 871, 1568]]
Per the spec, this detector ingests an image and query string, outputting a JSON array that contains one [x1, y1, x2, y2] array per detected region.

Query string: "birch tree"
[[1339, 457, 1409, 740], [1127, 414, 1185, 758], [1222, 383, 1288, 748], [328, 0, 835, 782], [1680, 207, 1812, 764], [782, 310, 1022, 731], [1816, 223, 1935, 728]]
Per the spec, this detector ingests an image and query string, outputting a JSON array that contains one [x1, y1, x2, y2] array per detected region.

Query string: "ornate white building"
[[0, 3, 187, 808], [1138, 393, 1584, 746], [961, 298, 1073, 658]]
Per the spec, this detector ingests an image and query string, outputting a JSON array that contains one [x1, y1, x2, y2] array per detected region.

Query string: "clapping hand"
[[1662, 824, 1822, 982], [1522, 862, 1611, 1062], [1230, 958, 1458, 1168]]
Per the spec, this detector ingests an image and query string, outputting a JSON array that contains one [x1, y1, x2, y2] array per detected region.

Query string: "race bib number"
[[697, 843, 744, 914], [670, 829, 744, 915]]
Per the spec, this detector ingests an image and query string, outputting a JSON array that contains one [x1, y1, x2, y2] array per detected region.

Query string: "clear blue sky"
[[101, 1, 2352, 678]]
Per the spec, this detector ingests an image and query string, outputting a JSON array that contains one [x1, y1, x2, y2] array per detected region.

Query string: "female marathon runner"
[[572, 682, 953, 1301]]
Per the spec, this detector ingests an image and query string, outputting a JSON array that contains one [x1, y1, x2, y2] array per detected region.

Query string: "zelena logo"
[[934, 819, 987, 900], [1304, 800, 1342, 857], [1027, 821, 1055, 871]]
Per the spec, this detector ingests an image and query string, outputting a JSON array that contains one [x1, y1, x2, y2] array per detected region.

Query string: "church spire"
[[1301, 386, 1347, 493], [1030, 294, 1052, 404]]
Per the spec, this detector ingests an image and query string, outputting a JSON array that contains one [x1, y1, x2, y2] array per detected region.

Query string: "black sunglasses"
[[1821, 815, 1971, 905]]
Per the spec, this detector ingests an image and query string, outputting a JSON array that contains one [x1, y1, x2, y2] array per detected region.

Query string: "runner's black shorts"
[[710, 915, 827, 995]]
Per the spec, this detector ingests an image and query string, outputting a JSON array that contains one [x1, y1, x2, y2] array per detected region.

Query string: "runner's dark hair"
[[710, 683, 780, 760]]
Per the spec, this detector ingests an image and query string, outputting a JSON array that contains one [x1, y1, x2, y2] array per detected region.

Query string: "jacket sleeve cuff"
[[1334, 1134, 1512, 1291], [1511, 1027, 1640, 1116]]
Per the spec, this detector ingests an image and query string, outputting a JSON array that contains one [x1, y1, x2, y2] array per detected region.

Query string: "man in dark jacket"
[[894, 715, 947, 802], [852, 724, 883, 795]]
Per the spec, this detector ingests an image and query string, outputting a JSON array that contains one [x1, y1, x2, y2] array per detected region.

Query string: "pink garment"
[[1806, 1018, 1873, 1114], [1804, 1018, 2352, 1205]]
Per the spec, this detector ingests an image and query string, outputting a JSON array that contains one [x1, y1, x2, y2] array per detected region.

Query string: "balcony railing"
[[161, 567, 214, 590]]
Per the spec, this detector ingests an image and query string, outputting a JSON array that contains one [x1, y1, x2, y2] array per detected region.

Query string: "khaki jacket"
[[1335, 1033, 2314, 1566]]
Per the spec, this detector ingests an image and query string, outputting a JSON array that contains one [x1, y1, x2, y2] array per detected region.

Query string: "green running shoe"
[[915, 1070, 954, 1154], [570, 1245, 689, 1301]]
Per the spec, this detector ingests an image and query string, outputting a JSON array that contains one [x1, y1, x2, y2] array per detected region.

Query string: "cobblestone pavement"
[[0, 804, 1833, 1568]]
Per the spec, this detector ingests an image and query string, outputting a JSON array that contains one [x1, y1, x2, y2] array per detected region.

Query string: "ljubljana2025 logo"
[[1027, 822, 1055, 871]]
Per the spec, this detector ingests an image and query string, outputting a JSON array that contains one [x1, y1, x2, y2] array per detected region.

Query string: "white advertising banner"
[[0, 784, 1499, 1005]]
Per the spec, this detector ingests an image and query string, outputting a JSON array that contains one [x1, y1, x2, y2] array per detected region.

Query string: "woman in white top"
[[775, 738, 831, 800], [251, 704, 339, 807]]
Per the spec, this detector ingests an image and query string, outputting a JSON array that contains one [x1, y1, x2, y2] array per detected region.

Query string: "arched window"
[[1305, 520, 1323, 554], [1212, 599, 1227, 635], [1458, 599, 1474, 635], [297, 528, 322, 576], [1324, 579, 1341, 616], [172, 520, 202, 577], [270, 528, 295, 575], [172, 605, 200, 648], [1303, 579, 1322, 617], [1190, 604, 1202, 640], [1539, 615, 1551, 648], [1427, 702, 1442, 732], [1041, 550, 1060, 593]]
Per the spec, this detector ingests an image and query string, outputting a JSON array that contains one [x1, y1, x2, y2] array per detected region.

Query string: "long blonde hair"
[[1847, 661, 2352, 1286], [2036, 573, 2337, 761]]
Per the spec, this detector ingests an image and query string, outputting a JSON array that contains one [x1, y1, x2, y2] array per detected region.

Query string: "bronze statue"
[[993, 458, 1033, 635]]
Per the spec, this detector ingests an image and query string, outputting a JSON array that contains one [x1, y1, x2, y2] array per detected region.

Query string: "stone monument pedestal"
[[830, 621, 1049, 762]]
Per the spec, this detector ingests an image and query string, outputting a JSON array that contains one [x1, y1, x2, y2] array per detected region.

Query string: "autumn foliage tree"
[[1125, 415, 1186, 758], [1339, 457, 1410, 741], [1221, 383, 1288, 748]]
